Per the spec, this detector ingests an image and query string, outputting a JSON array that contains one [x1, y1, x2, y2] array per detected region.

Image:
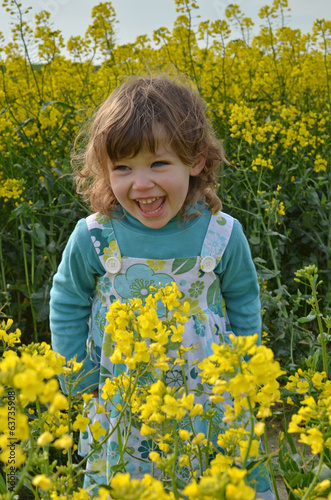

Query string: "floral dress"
[[79, 211, 273, 498]]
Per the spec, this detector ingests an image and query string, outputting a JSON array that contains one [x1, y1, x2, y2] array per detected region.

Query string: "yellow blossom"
[[53, 434, 73, 451], [37, 431, 54, 446], [32, 474, 52, 490]]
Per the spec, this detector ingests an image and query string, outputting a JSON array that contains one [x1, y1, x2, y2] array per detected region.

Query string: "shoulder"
[[210, 210, 245, 241]]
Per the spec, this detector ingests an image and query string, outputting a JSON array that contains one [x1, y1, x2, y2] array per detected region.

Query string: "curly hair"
[[72, 75, 227, 218]]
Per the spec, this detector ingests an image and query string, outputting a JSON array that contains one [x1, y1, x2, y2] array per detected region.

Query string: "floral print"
[[114, 264, 173, 302], [203, 230, 227, 257], [97, 276, 112, 295], [102, 240, 121, 262], [81, 211, 237, 486], [146, 259, 166, 270], [91, 236, 100, 254], [188, 280, 205, 298]]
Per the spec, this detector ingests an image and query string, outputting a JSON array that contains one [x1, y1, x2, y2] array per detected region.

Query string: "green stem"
[[241, 398, 255, 469], [180, 363, 204, 475], [66, 374, 73, 474], [301, 453, 324, 500], [0, 235, 7, 293], [263, 425, 280, 500], [311, 279, 328, 376], [19, 215, 38, 341], [171, 419, 179, 499]]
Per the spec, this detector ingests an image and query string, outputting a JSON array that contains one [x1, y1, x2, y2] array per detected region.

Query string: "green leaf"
[[298, 311, 317, 323], [171, 257, 197, 275], [249, 234, 260, 245], [194, 383, 204, 396], [313, 464, 331, 481], [258, 269, 280, 281], [254, 257, 267, 264], [40, 100, 75, 111], [0, 473, 7, 493], [207, 279, 219, 306], [31, 223, 46, 247]]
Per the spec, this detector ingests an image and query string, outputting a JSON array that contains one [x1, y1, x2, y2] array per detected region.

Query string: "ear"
[[190, 155, 206, 177]]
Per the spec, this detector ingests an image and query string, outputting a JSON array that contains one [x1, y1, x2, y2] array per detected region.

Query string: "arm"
[[218, 220, 261, 342], [50, 219, 103, 394]]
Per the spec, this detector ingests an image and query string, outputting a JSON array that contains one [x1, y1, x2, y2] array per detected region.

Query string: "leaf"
[[0, 106, 9, 116], [207, 279, 219, 306], [40, 100, 76, 111], [171, 257, 197, 275], [298, 311, 317, 323], [266, 231, 287, 240], [257, 269, 280, 281], [313, 464, 331, 481], [249, 234, 260, 245], [31, 288, 49, 322], [254, 257, 267, 264], [31, 223, 46, 247], [194, 383, 204, 396], [0, 473, 7, 494]]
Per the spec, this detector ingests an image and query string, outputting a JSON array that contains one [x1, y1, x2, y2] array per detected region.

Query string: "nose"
[[132, 169, 155, 191]]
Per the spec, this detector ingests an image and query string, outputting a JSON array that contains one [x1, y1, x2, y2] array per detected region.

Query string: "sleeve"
[[217, 219, 261, 342], [50, 218, 104, 394]]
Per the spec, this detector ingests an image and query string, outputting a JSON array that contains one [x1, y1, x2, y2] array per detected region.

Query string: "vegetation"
[[0, 0, 330, 498]]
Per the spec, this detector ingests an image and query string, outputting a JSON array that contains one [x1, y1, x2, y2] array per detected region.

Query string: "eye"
[[113, 165, 130, 171], [152, 161, 169, 167]]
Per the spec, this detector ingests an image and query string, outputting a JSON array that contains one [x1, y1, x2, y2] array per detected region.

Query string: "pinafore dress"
[[79, 211, 273, 497]]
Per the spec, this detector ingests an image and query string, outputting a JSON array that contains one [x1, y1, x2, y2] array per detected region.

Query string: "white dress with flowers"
[[78, 211, 273, 498]]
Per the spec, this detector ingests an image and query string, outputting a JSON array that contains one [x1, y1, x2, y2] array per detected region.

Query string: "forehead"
[[107, 121, 174, 161]]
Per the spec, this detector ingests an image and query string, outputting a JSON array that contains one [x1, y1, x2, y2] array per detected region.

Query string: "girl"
[[50, 75, 274, 499]]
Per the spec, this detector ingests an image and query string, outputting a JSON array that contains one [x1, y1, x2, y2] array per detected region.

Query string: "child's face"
[[108, 144, 205, 229]]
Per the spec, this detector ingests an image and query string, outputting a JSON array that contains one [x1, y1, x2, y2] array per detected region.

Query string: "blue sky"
[[0, 0, 330, 48]]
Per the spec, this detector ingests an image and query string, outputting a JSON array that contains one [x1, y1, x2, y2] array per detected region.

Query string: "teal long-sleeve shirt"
[[50, 208, 261, 393]]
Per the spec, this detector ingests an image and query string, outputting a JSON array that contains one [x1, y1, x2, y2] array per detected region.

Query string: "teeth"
[[136, 197, 160, 204]]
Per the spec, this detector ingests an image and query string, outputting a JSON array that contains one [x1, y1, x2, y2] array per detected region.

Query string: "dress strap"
[[200, 211, 234, 271], [86, 213, 123, 274]]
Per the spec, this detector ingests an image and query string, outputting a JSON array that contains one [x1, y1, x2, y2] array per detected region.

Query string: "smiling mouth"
[[135, 196, 165, 214]]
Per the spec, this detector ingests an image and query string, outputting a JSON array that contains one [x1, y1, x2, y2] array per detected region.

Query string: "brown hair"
[[72, 75, 226, 217]]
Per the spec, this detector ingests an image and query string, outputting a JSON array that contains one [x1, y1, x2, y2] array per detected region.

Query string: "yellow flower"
[[314, 155, 327, 172], [179, 429, 191, 440], [0, 444, 26, 467], [189, 404, 203, 417], [53, 434, 73, 451], [140, 423, 157, 436], [73, 414, 90, 432], [95, 487, 111, 500], [192, 432, 206, 445], [90, 420, 106, 440], [314, 480, 330, 493], [299, 427, 324, 454], [32, 474, 52, 490], [49, 393, 68, 413], [149, 451, 162, 462], [254, 422, 265, 437], [37, 431, 54, 446], [13, 369, 42, 402]]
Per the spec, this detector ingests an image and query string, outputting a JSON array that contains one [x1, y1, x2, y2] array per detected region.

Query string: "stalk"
[[19, 215, 38, 341], [263, 425, 280, 500]]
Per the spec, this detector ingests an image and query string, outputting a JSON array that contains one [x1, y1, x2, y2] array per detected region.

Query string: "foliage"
[[0, 280, 329, 499], [0, 0, 330, 360], [0, 0, 330, 497]]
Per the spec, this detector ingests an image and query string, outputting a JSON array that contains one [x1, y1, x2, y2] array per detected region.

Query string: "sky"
[[0, 0, 330, 50]]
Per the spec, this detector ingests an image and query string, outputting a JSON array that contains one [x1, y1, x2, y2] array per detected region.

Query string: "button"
[[105, 257, 121, 274], [201, 256, 216, 273]]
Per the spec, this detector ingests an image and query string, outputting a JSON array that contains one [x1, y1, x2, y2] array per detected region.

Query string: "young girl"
[[50, 75, 274, 499]]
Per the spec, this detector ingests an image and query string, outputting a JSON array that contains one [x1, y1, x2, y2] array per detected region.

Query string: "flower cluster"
[[0, 178, 25, 203], [286, 368, 331, 455]]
